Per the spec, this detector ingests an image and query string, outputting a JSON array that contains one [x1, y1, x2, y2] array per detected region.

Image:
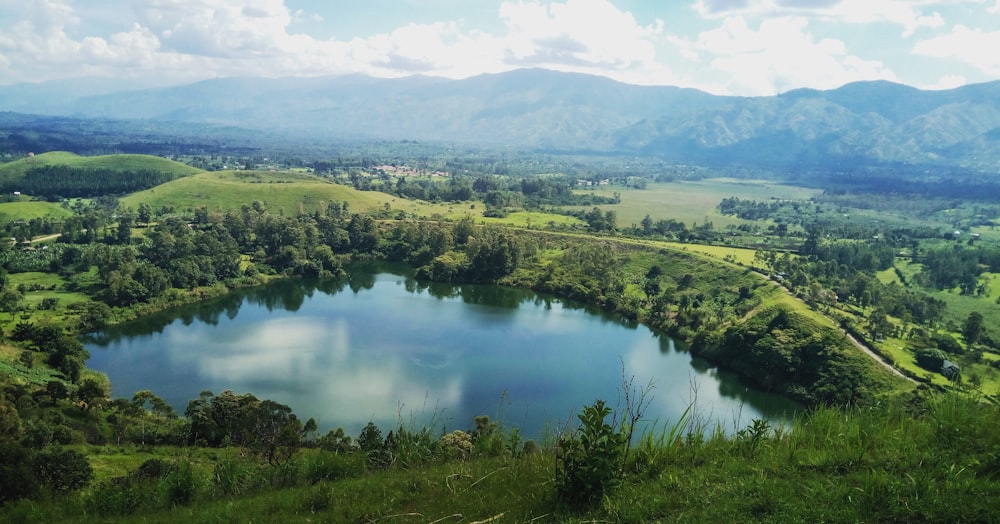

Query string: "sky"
[[0, 0, 997, 96]]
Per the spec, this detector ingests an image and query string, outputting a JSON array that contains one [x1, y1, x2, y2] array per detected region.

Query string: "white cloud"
[[0, 0, 992, 94], [495, 0, 676, 84], [695, 16, 897, 95], [693, 0, 946, 36], [990, 0, 1000, 14], [293, 9, 323, 23], [0, 0, 682, 86], [912, 24, 1000, 76], [132, 0, 293, 58], [919, 73, 967, 90]]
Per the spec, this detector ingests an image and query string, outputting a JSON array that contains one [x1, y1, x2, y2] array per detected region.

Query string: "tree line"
[[1, 166, 177, 199]]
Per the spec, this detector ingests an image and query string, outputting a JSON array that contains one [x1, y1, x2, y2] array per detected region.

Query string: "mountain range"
[[2, 69, 999, 171]]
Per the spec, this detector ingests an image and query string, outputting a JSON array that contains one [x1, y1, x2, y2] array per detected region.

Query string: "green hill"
[[119, 170, 466, 217], [0, 152, 202, 199], [0, 152, 201, 180]]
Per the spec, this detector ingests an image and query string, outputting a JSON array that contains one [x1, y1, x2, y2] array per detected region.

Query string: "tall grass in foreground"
[[3, 391, 999, 523]]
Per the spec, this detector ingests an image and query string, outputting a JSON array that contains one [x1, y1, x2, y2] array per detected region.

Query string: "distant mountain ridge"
[[2, 69, 998, 171]]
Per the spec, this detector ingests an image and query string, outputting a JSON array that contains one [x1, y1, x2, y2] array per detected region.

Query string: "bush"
[[31, 448, 93, 493], [555, 400, 625, 507], [87, 479, 150, 516], [0, 441, 38, 504], [160, 461, 198, 507], [212, 457, 267, 496], [915, 347, 948, 372]]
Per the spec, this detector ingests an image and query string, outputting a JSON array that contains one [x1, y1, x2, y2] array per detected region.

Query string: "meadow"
[[570, 178, 823, 227], [0, 200, 73, 223]]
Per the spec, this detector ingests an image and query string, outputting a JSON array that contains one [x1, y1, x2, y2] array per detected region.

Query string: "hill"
[[119, 170, 467, 218], [0, 152, 203, 199], [2, 70, 999, 171]]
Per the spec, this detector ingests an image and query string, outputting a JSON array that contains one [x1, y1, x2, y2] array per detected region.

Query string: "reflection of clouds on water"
[[159, 315, 464, 433], [622, 330, 797, 435], [88, 270, 799, 439]]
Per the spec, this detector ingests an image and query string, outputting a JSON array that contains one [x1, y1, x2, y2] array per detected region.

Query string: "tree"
[[466, 226, 522, 282], [116, 209, 134, 245], [0, 288, 23, 319], [962, 311, 985, 348], [137, 202, 153, 226], [357, 422, 383, 453], [249, 400, 302, 465], [76, 378, 106, 410], [640, 214, 653, 235]]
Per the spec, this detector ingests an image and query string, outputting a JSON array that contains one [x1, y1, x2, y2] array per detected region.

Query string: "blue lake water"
[[86, 266, 799, 439]]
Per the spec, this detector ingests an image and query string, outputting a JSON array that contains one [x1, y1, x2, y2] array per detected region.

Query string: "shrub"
[[87, 478, 149, 516], [31, 448, 93, 493], [160, 461, 198, 507], [555, 400, 625, 507], [212, 457, 266, 496], [439, 430, 473, 460]]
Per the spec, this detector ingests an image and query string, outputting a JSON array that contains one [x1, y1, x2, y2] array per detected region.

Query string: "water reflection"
[[86, 267, 799, 438]]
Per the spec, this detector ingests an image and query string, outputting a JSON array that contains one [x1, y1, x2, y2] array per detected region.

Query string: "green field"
[[656, 241, 761, 266], [480, 210, 584, 228], [0, 200, 74, 223], [570, 178, 822, 228]]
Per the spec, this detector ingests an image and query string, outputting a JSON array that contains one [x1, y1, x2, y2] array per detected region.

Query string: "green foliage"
[[30, 448, 93, 493], [0, 439, 37, 505], [300, 451, 366, 484], [915, 347, 948, 372], [5, 165, 176, 199], [555, 400, 626, 507]]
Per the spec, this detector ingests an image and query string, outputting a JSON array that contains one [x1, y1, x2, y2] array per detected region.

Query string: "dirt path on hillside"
[[30, 233, 61, 243], [843, 332, 914, 382]]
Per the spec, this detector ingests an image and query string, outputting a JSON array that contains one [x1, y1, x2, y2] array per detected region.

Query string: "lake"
[[85, 264, 800, 439]]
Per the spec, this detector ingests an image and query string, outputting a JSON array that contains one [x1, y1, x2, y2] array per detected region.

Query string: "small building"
[[941, 360, 961, 380]]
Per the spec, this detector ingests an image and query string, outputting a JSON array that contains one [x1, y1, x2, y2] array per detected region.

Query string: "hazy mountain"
[[2, 69, 998, 170]]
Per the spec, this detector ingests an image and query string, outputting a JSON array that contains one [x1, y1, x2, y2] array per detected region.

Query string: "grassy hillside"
[[121, 170, 471, 217], [3, 394, 997, 522], [0, 200, 73, 223], [0, 152, 204, 199], [0, 152, 201, 181]]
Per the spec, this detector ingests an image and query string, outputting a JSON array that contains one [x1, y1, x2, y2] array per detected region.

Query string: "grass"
[[656, 241, 761, 266], [480, 210, 584, 228], [0, 201, 74, 223], [568, 178, 822, 228], [4, 396, 999, 523], [0, 270, 98, 340], [120, 170, 466, 217], [0, 342, 64, 386], [876, 336, 952, 387]]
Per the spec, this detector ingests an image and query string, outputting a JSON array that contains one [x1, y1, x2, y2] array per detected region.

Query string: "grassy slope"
[[121, 170, 472, 217], [0, 152, 202, 182], [875, 259, 1000, 394], [6, 396, 998, 523], [0, 201, 74, 223]]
